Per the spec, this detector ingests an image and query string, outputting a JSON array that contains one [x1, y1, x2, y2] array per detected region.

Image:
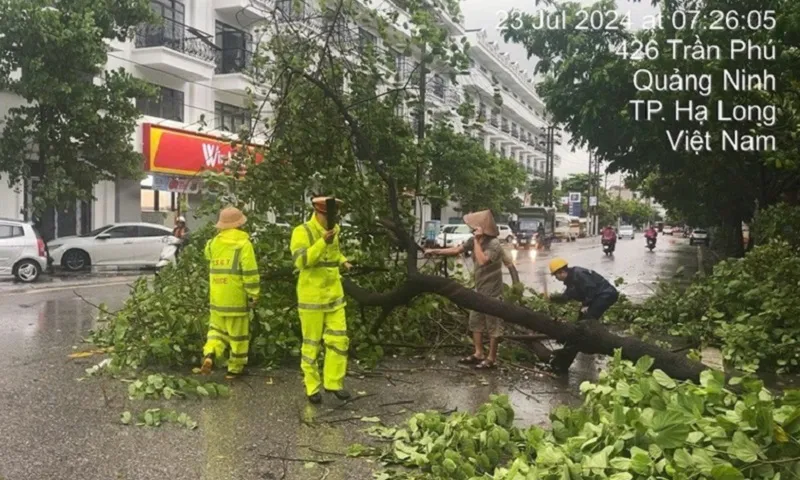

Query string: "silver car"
[[618, 225, 635, 239], [0, 218, 49, 282]]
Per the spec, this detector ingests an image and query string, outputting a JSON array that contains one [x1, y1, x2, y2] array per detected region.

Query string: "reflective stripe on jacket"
[[290, 215, 348, 312], [205, 229, 261, 315]]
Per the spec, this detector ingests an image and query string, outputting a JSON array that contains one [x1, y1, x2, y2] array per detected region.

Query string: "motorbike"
[[602, 239, 615, 256], [535, 233, 551, 251], [156, 235, 182, 270], [646, 236, 656, 251]]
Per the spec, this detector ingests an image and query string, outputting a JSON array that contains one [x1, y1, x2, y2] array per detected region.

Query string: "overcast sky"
[[460, 0, 658, 180]]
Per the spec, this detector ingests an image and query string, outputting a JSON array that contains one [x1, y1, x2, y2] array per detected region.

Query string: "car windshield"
[[81, 225, 112, 237], [453, 226, 471, 234], [442, 226, 457, 234], [694, 230, 707, 234], [621, 226, 633, 231]]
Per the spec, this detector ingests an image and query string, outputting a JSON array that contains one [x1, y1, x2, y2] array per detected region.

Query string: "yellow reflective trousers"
[[299, 309, 349, 395], [203, 312, 249, 374], [290, 215, 350, 395]]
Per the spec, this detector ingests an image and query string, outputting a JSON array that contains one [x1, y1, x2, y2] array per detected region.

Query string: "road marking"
[[2, 279, 138, 296]]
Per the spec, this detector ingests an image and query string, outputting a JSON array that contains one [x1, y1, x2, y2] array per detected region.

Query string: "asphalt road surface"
[[0, 234, 699, 480]]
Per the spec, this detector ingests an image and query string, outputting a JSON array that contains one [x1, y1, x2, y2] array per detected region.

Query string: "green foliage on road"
[[365, 351, 800, 480], [125, 374, 230, 401], [753, 203, 800, 249], [89, 224, 467, 370], [608, 241, 800, 374], [0, 0, 155, 214], [121, 409, 198, 430]]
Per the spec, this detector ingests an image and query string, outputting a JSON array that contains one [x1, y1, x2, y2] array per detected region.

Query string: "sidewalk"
[[0, 271, 150, 294]]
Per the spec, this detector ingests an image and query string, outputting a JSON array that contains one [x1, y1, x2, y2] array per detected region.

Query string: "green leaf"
[[673, 448, 693, 469], [610, 457, 631, 471], [728, 431, 759, 463], [652, 370, 677, 389], [711, 464, 746, 480], [609, 474, 632, 480], [120, 411, 132, 425], [196, 386, 209, 397], [635, 356, 654, 373]]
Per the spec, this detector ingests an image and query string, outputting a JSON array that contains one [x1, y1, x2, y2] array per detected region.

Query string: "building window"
[[215, 21, 252, 74], [215, 102, 250, 132], [137, 85, 184, 121], [358, 27, 376, 53], [140, 189, 176, 213]]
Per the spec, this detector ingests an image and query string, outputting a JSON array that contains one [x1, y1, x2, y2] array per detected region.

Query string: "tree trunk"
[[716, 210, 744, 258], [343, 274, 708, 382]]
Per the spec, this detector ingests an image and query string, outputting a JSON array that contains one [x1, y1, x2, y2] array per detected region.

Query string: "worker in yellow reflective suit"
[[199, 207, 261, 379], [290, 196, 352, 404]]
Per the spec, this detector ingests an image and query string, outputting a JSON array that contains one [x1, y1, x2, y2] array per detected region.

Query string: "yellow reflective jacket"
[[290, 215, 348, 312], [205, 229, 260, 316]]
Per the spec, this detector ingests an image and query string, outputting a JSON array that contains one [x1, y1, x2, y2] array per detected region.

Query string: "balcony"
[[501, 122, 510, 134], [213, 47, 256, 95], [489, 116, 499, 128], [133, 20, 217, 81], [472, 30, 544, 109], [511, 127, 519, 139], [214, 0, 270, 20]]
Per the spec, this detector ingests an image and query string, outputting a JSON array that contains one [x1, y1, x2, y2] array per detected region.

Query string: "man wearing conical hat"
[[425, 209, 506, 370], [199, 206, 261, 379], [289, 196, 352, 404]]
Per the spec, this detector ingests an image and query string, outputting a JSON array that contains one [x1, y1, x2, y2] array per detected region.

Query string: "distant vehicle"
[[497, 224, 515, 244], [618, 225, 635, 239], [554, 214, 576, 241], [512, 206, 555, 249], [436, 224, 472, 248], [690, 229, 709, 246], [48, 222, 173, 272], [672, 226, 683, 235], [569, 217, 581, 239], [0, 218, 48, 283], [663, 226, 674, 235]]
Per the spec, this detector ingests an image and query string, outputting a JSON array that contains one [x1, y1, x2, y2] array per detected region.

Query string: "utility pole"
[[587, 151, 593, 235], [413, 42, 427, 240], [593, 153, 600, 236]]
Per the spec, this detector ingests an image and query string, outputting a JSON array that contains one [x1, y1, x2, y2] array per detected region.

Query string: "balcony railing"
[[489, 116, 499, 127], [501, 122, 510, 133], [215, 47, 253, 74], [476, 30, 535, 90], [135, 19, 217, 64], [511, 128, 519, 139]]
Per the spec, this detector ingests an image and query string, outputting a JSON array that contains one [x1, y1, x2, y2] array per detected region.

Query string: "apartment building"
[[0, 0, 561, 236]]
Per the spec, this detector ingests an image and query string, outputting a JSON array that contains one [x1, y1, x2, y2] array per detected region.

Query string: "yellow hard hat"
[[548, 257, 568, 274]]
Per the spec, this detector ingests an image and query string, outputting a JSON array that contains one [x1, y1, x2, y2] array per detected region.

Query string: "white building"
[[0, 0, 560, 238]]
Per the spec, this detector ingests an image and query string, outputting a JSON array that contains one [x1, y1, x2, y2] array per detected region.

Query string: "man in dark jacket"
[[546, 257, 619, 372]]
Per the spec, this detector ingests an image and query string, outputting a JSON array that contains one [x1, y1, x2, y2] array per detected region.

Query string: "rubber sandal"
[[458, 355, 484, 365], [199, 355, 214, 375], [474, 360, 496, 370]]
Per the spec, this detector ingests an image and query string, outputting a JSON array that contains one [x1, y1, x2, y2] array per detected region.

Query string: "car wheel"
[[14, 259, 41, 283], [62, 249, 91, 272]]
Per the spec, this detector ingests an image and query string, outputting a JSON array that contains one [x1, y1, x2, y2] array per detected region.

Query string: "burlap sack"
[[463, 210, 499, 237]]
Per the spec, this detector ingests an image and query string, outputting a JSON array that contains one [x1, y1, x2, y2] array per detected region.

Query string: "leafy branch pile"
[[120, 409, 198, 430], [604, 241, 800, 374], [125, 373, 230, 401], [90, 223, 470, 371], [366, 350, 800, 480]]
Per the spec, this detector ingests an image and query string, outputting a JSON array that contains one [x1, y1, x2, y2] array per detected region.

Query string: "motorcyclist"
[[172, 216, 190, 259], [601, 225, 616, 246], [536, 223, 546, 248], [645, 225, 658, 245]]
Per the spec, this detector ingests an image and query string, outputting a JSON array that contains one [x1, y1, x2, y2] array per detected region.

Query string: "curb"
[[0, 275, 150, 295]]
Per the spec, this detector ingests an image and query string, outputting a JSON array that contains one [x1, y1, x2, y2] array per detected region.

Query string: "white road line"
[[3, 279, 136, 296]]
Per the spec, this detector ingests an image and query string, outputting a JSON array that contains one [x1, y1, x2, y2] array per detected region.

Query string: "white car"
[[49, 222, 173, 271], [663, 226, 674, 235], [689, 228, 709, 246], [497, 224, 515, 243], [436, 224, 472, 247], [0, 218, 49, 282], [618, 225, 635, 239]]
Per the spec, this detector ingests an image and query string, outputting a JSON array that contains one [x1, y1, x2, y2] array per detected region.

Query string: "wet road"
[[0, 235, 698, 480]]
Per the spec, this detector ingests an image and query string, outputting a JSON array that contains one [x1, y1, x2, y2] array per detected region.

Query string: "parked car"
[[435, 224, 472, 248], [497, 224, 515, 244], [663, 226, 674, 235], [618, 225, 635, 240], [0, 218, 48, 283], [690, 228, 709, 246], [48, 222, 173, 272]]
